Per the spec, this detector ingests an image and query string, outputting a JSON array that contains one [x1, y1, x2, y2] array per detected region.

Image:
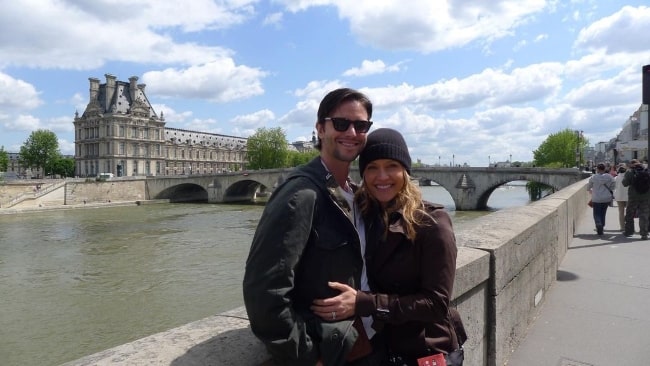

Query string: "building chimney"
[[89, 77, 100, 101], [129, 76, 138, 102], [105, 74, 117, 112]]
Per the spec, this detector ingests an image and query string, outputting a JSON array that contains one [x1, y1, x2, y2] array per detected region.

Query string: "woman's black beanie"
[[359, 128, 412, 176]]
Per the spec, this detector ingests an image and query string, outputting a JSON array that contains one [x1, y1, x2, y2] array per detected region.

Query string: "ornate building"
[[74, 74, 247, 177]]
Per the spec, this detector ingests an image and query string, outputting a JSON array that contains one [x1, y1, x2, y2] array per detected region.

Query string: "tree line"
[[0, 130, 74, 179], [1, 126, 588, 191]]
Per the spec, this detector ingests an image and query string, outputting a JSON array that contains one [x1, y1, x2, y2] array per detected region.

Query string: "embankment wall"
[[61, 179, 590, 366]]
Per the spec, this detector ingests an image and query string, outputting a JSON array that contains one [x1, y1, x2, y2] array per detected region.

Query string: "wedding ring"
[[331, 311, 336, 320]]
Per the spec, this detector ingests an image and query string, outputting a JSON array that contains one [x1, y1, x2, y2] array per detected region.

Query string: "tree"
[[19, 129, 60, 178], [0, 146, 8, 172], [527, 128, 590, 201], [287, 149, 319, 167], [532, 128, 590, 168], [246, 127, 290, 169], [49, 155, 75, 177]]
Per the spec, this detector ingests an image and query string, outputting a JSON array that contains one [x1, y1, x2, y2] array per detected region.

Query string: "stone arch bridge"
[[145, 167, 589, 210]]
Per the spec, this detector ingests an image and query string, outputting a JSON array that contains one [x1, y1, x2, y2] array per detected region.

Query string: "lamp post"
[[438, 156, 441, 166], [452, 154, 455, 167], [488, 155, 491, 167], [574, 130, 583, 169]]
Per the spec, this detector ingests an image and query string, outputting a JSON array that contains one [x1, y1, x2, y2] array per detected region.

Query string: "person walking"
[[243, 88, 377, 365], [623, 159, 650, 239], [588, 163, 615, 236], [614, 163, 628, 232], [312, 128, 466, 366]]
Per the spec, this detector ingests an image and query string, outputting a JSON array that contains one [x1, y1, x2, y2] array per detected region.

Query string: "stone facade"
[[73, 74, 248, 177]]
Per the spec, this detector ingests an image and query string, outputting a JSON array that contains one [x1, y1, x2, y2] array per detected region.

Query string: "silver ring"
[[331, 311, 336, 320]]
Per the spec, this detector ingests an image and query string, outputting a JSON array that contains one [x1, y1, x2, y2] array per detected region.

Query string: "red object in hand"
[[417, 353, 447, 366]]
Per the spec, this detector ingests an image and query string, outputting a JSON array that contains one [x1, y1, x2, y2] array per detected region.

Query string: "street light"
[[488, 155, 491, 167], [438, 156, 441, 166], [452, 154, 455, 167], [574, 130, 583, 169]]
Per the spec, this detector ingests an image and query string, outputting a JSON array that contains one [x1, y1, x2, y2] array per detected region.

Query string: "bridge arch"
[[154, 183, 208, 203], [145, 167, 587, 210]]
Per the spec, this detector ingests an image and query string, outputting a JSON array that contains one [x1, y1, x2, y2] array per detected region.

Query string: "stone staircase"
[[0, 180, 67, 208]]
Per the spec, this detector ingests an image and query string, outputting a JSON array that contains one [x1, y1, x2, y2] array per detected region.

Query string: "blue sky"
[[1, 0, 649, 167]]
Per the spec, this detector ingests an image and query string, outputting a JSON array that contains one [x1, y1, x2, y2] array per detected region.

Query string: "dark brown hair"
[[314, 88, 373, 150]]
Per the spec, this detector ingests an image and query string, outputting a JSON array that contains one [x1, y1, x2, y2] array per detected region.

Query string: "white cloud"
[[263, 12, 284, 27], [342, 59, 402, 77], [0, 73, 42, 110], [0, 0, 253, 69], [143, 61, 267, 103], [3, 114, 41, 131], [574, 5, 650, 54], [231, 109, 276, 130]]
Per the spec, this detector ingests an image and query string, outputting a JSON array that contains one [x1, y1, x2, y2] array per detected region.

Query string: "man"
[[622, 159, 650, 239], [243, 88, 374, 365]]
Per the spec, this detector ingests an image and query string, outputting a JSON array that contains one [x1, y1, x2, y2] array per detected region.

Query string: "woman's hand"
[[311, 282, 357, 321]]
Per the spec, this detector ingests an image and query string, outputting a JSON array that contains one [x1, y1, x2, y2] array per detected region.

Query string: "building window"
[[119, 125, 125, 137]]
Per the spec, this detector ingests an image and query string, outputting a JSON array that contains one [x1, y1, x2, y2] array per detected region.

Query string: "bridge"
[[144, 167, 590, 210]]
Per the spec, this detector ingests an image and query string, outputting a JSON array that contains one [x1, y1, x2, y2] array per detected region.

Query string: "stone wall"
[[64, 179, 146, 205], [62, 179, 590, 366]]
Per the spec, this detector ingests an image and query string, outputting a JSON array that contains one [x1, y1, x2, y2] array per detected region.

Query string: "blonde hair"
[[356, 170, 434, 241]]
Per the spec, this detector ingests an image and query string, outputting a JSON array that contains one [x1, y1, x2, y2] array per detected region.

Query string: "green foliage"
[[525, 181, 555, 201], [287, 149, 319, 167], [246, 127, 290, 169], [49, 156, 75, 177], [532, 128, 589, 168], [19, 130, 60, 178], [0, 146, 8, 172]]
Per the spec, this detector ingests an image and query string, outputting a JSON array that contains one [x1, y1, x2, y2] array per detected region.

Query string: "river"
[[0, 183, 530, 366]]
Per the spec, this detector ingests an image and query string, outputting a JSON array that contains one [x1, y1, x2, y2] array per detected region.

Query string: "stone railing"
[[61, 179, 590, 366]]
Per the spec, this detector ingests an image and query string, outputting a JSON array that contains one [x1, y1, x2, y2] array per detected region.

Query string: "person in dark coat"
[[622, 159, 650, 239], [243, 88, 377, 365], [312, 128, 466, 366]]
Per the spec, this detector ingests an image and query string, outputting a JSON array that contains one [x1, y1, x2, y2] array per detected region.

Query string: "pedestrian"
[[587, 163, 615, 236], [613, 163, 628, 231], [243, 88, 377, 365], [312, 128, 467, 366], [623, 159, 650, 239]]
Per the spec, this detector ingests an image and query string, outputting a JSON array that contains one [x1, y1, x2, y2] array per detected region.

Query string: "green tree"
[[19, 129, 60, 178], [532, 128, 590, 168], [0, 146, 8, 172], [287, 149, 319, 167], [527, 128, 590, 201], [246, 127, 290, 169], [49, 155, 75, 177]]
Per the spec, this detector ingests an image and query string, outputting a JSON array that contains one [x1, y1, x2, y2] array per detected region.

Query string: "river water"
[[0, 184, 530, 366]]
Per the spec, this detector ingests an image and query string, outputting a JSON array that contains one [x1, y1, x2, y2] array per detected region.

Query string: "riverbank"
[[0, 180, 161, 215]]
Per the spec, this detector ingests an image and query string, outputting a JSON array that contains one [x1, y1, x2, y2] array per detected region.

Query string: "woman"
[[588, 163, 616, 236], [614, 163, 628, 232], [312, 128, 466, 366]]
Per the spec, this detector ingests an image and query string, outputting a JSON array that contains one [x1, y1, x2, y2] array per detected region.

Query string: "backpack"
[[633, 168, 650, 194]]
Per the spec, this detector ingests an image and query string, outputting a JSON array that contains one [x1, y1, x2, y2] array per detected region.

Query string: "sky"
[[1, 0, 649, 167]]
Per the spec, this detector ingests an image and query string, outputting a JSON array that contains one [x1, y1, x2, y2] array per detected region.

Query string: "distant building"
[[73, 74, 247, 177], [3, 152, 74, 179]]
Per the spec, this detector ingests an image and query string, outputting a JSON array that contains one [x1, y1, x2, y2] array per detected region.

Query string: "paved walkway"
[[507, 203, 650, 365]]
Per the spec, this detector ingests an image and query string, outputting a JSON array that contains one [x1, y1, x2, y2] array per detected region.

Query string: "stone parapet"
[[61, 178, 590, 366]]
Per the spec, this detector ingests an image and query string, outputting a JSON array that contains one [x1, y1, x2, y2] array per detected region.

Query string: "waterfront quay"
[[57, 178, 645, 366]]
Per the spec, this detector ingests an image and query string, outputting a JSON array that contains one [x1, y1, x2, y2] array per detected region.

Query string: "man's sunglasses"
[[322, 117, 373, 133]]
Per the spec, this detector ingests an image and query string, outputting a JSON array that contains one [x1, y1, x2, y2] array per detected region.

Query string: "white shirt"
[[338, 187, 376, 338]]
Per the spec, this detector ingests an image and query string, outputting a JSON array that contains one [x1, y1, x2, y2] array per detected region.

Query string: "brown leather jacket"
[[356, 201, 463, 358]]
